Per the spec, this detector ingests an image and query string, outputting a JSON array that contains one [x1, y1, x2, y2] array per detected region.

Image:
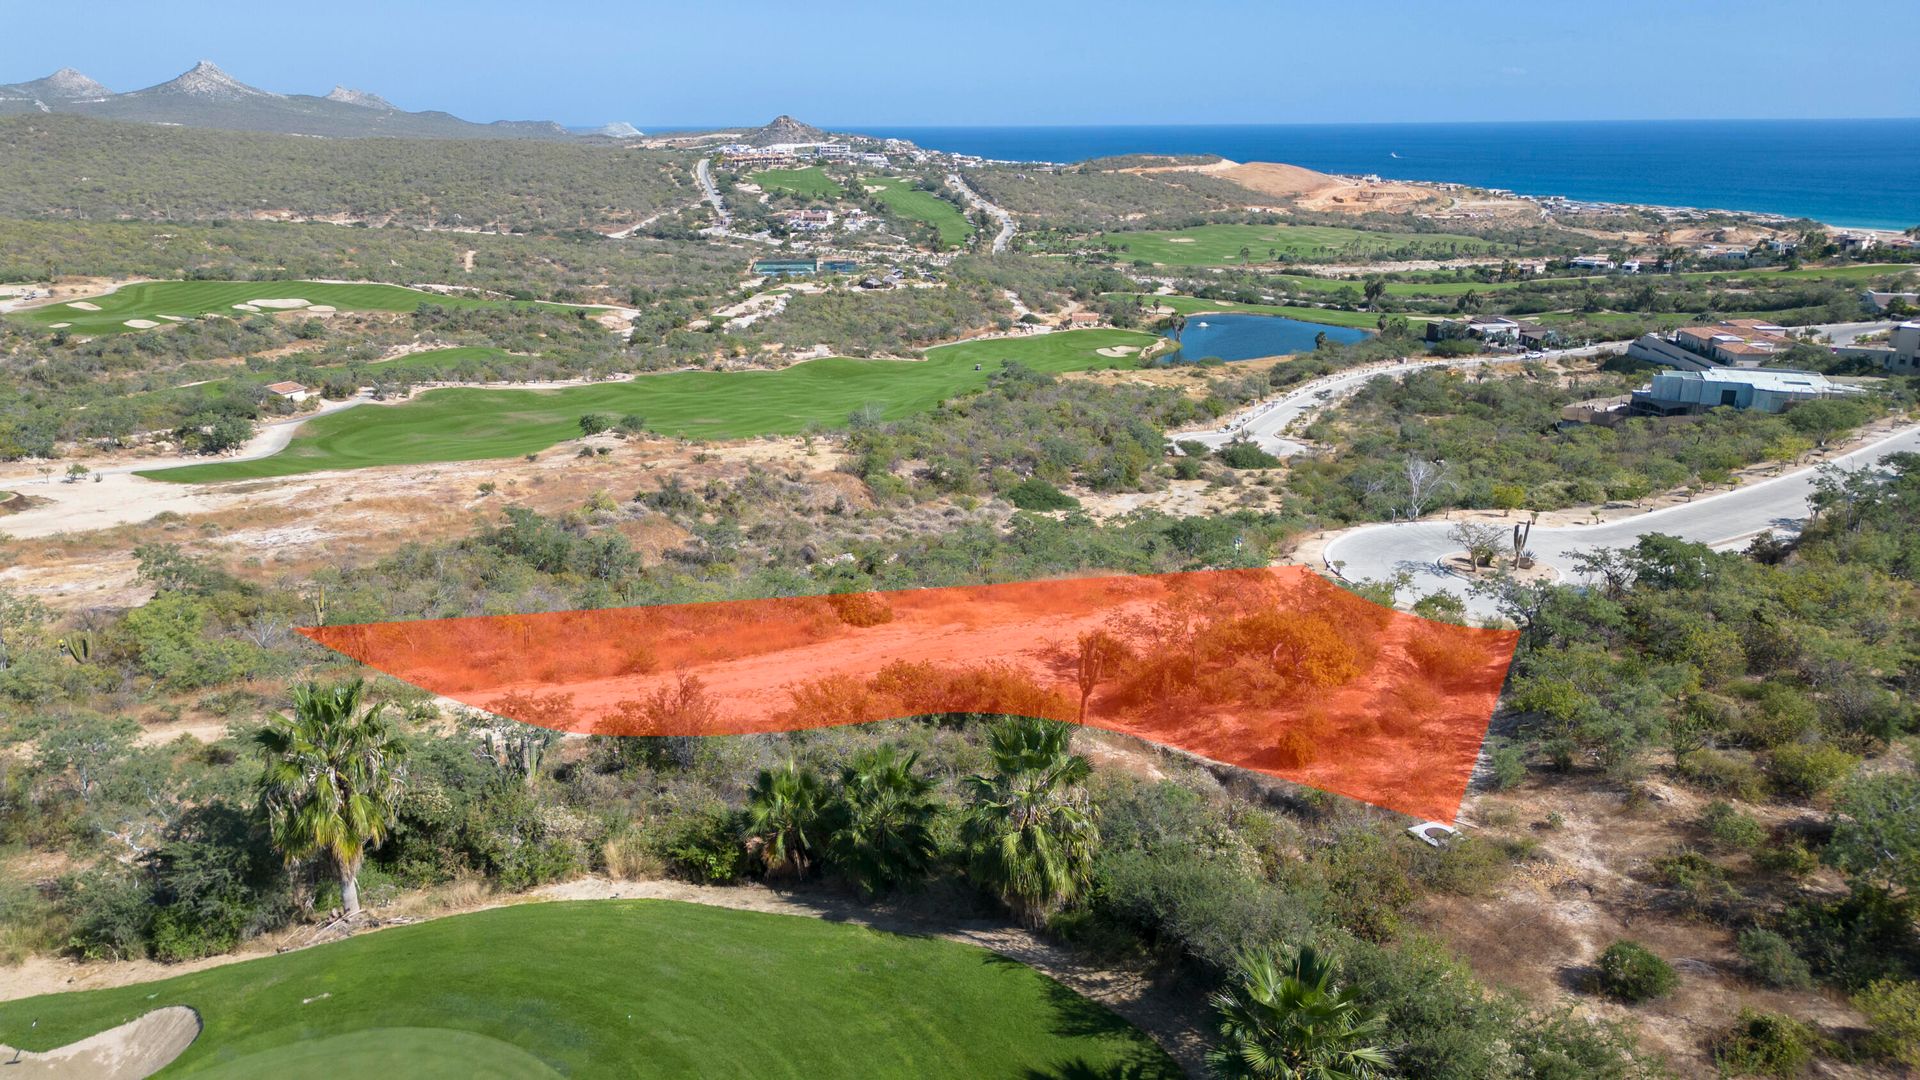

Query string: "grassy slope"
[[1099, 223, 1500, 267], [142, 329, 1155, 482], [0, 901, 1180, 1079], [866, 179, 975, 247], [750, 167, 845, 199], [10, 281, 527, 335]]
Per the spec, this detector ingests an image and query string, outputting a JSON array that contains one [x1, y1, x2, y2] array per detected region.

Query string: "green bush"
[[1699, 800, 1765, 851], [663, 804, 750, 885], [1711, 1009, 1813, 1078], [1485, 740, 1528, 791], [1779, 886, 1919, 990], [1593, 940, 1678, 1002], [1215, 439, 1281, 469], [1004, 477, 1079, 511], [1853, 978, 1920, 1068], [60, 866, 152, 961], [1737, 928, 1812, 989], [1765, 743, 1858, 800], [1677, 748, 1767, 801]]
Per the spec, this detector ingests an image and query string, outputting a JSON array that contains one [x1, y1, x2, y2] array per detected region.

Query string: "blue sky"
[[4, 0, 1914, 127]]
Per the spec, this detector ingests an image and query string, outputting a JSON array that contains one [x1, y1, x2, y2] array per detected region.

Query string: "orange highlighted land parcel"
[[300, 568, 1517, 822]]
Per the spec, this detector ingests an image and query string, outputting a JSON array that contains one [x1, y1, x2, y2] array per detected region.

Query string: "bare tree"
[[1401, 456, 1454, 520]]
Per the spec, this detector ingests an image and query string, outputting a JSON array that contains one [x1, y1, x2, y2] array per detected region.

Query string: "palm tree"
[[745, 760, 827, 879], [255, 680, 408, 918], [1207, 946, 1393, 1080], [961, 717, 1098, 926], [1361, 277, 1386, 312], [826, 746, 942, 896]]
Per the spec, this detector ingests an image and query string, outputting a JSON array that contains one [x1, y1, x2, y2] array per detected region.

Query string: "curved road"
[[1322, 422, 1920, 617], [948, 172, 1016, 254], [1173, 342, 1623, 457]]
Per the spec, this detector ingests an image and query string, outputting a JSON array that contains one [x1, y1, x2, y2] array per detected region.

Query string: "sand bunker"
[[248, 298, 312, 310], [307, 305, 337, 314], [123, 319, 160, 329], [48, 322, 70, 329], [0, 1006, 201, 1079], [66, 301, 101, 311], [232, 304, 261, 312], [1096, 345, 1139, 357], [1165, 237, 1196, 243], [159, 315, 185, 322]]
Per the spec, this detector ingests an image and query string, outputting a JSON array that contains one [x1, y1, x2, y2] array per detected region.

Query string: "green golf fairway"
[[141, 329, 1155, 482], [11, 281, 548, 335], [1097, 223, 1500, 266], [0, 900, 1181, 1079], [751, 166, 845, 198], [866, 178, 974, 246]]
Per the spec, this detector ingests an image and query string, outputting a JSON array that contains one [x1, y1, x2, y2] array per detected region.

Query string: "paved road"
[[948, 172, 1015, 253], [1321, 423, 1920, 617], [1173, 343, 1625, 456], [694, 158, 731, 230]]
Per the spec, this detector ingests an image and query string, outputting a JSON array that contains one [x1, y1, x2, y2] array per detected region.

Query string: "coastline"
[[839, 119, 1920, 232]]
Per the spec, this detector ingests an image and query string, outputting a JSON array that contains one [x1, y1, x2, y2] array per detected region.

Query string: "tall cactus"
[[58, 632, 94, 665]]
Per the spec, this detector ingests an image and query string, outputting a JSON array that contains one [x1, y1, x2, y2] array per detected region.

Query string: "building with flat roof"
[[1628, 319, 1798, 370], [1833, 320, 1920, 373], [1630, 367, 1859, 417]]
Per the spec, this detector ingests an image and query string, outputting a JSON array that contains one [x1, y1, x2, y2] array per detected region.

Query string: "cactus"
[[58, 632, 93, 665]]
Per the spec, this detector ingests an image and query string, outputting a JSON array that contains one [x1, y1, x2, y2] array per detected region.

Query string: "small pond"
[[1160, 313, 1368, 362]]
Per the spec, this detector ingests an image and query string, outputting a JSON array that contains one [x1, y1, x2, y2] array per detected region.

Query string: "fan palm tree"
[[1207, 946, 1393, 1080], [961, 717, 1098, 926], [1361, 277, 1387, 312], [826, 746, 942, 896], [255, 680, 408, 918], [744, 760, 827, 880]]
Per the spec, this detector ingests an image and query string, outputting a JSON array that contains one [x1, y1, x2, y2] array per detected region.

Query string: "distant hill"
[[742, 115, 831, 146], [0, 61, 601, 141]]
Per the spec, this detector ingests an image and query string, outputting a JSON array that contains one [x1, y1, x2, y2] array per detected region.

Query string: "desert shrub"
[[1755, 839, 1820, 879], [661, 803, 749, 885], [603, 830, 665, 880], [1004, 477, 1078, 511], [1765, 743, 1858, 800], [1699, 800, 1766, 851], [1676, 748, 1767, 801], [1779, 886, 1919, 990], [1485, 739, 1528, 790], [1737, 928, 1813, 989], [1740, 684, 1819, 748], [1853, 979, 1920, 1068], [826, 590, 896, 627], [60, 865, 151, 961], [1593, 940, 1678, 1002], [1711, 1009, 1813, 1078], [1650, 847, 1737, 916], [1215, 439, 1281, 469]]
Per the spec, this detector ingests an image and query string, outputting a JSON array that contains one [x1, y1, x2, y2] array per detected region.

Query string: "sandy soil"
[[0, 437, 841, 612], [0, 1006, 200, 1079], [1422, 776, 1882, 1078]]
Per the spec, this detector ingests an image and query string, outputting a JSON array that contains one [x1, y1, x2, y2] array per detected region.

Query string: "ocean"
[[839, 120, 1920, 231]]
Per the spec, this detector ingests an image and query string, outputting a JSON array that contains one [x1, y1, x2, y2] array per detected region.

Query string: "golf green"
[[11, 281, 550, 336], [0, 900, 1181, 1079], [141, 329, 1156, 482]]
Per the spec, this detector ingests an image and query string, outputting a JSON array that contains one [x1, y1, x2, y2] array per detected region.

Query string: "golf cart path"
[[1320, 419, 1920, 618]]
